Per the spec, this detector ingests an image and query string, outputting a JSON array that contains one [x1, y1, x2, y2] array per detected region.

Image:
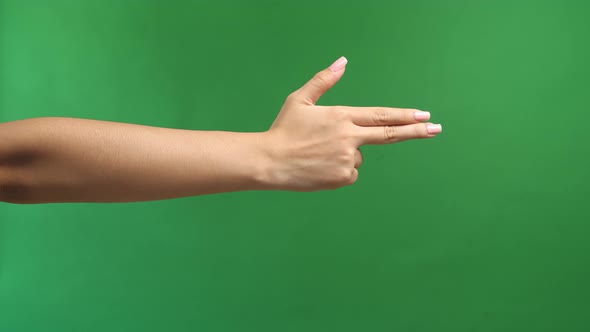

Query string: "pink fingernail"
[[414, 111, 430, 121], [427, 124, 442, 134], [329, 56, 348, 72]]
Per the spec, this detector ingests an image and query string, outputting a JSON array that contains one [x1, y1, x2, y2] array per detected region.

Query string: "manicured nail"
[[414, 111, 430, 121], [329, 56, 348, 72], [427, 124, 442, 134]]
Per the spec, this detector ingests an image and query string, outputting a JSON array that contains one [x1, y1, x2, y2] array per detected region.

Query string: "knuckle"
[[355, 149, 363, 166], [348, 169, 358, 185], [329, 168, 352, 188], [286, 90, 300, 103], [383, 126, 397, 142], [343, 124, 361, 141], [330, 106, 350, 122], [312, 71, 330, 88], [332, 123, 358, 143], [372, 108, 390, 125], [341, 149, 356, 165]]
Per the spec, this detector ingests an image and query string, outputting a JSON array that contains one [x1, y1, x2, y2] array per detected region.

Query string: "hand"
[[262, 56, 442, 191]]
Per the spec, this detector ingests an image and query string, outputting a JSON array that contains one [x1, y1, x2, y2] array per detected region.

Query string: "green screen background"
[[1, 1, 590, 331]]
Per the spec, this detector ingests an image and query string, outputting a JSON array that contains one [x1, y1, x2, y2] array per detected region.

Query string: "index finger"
[[339, 106, 431, 126]]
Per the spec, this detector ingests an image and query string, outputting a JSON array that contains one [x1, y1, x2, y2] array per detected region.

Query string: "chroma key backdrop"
[[1, 1, 589, 331]]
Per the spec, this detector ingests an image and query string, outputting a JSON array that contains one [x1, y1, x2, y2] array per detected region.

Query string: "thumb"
[[294, 56, 348, 105]]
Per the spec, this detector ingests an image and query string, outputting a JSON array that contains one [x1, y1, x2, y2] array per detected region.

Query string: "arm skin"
[[0, 118, 272, 203], [0, 57, 442, 204]]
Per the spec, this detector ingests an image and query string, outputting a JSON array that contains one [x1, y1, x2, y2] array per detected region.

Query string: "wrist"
[[249, 131, 284, 191]]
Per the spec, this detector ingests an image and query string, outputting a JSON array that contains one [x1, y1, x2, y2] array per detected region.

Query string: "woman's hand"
[[0, 57, 441, 204], [261, 57, 442, 191]]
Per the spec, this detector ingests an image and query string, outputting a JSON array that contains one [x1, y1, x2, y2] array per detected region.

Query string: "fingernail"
[[427, 124, 442, 134], [414, 111, 430, 121], [329, 56, 348, 72]]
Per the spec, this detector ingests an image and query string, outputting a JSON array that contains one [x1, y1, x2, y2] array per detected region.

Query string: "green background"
[[1, 0, 590, 331]]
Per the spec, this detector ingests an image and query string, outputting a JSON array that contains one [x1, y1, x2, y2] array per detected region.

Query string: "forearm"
[[0, 117, 271, 203]]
